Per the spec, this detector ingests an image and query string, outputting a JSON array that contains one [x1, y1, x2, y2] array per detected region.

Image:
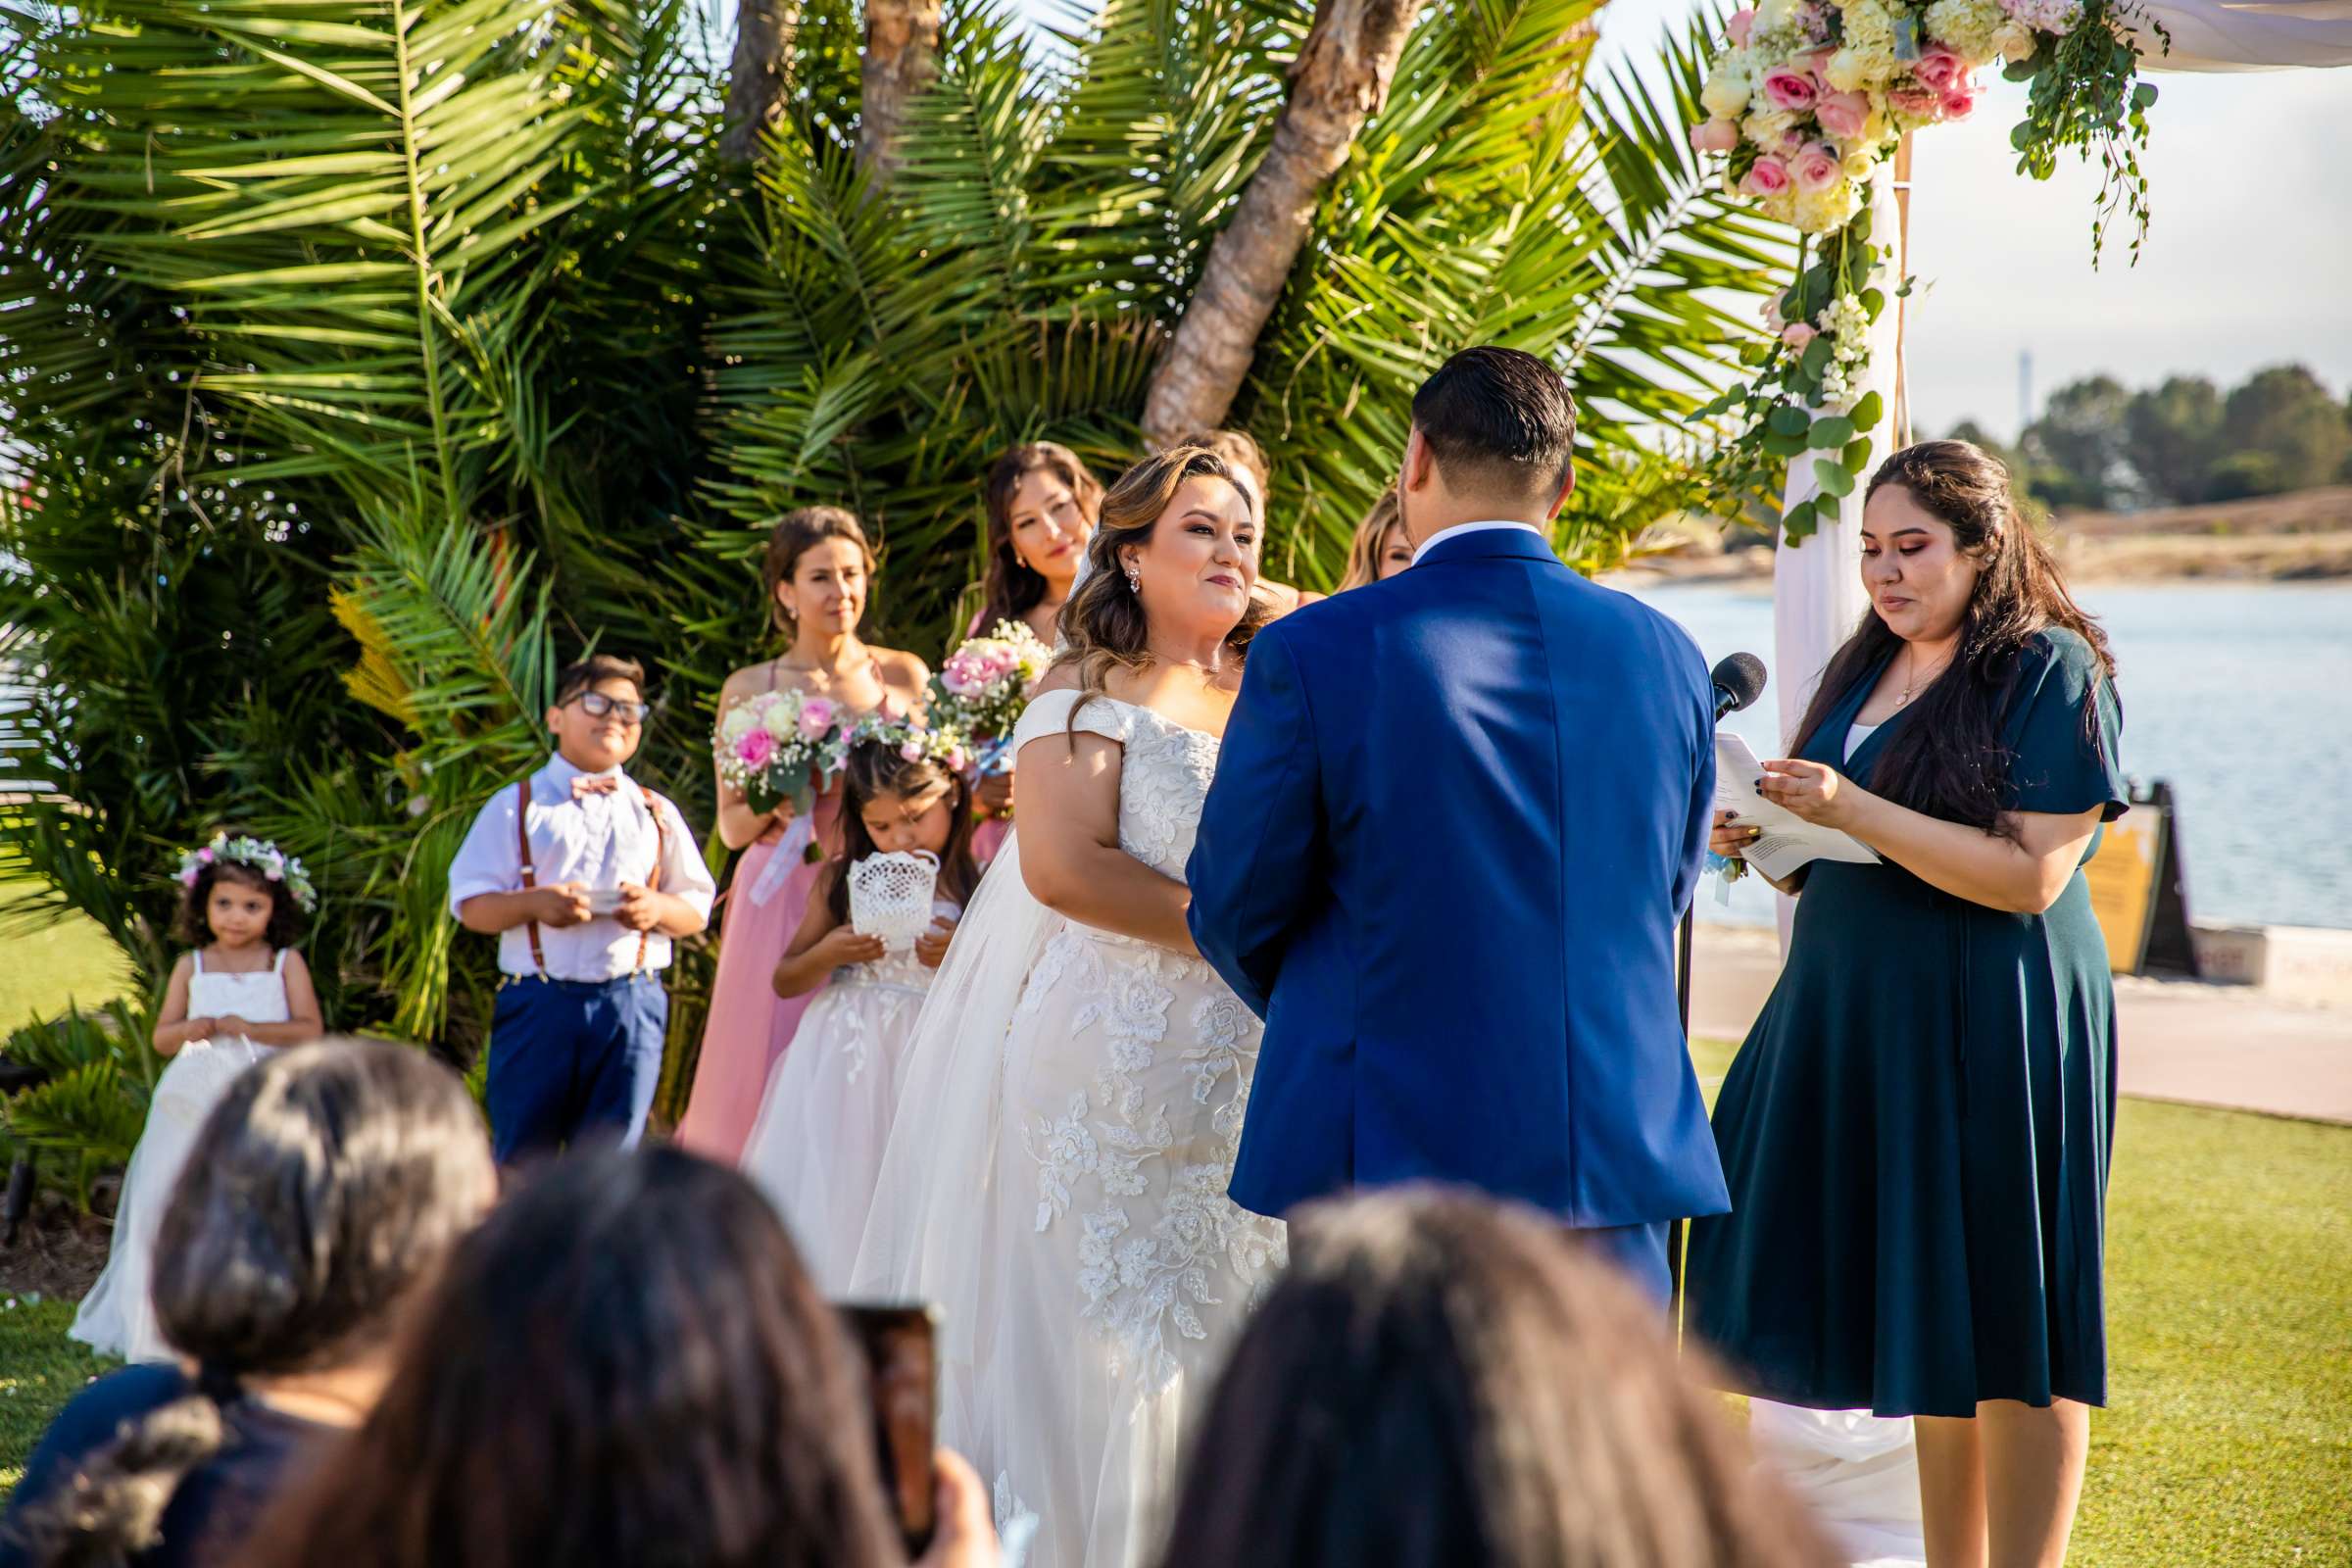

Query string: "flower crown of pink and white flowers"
[[176, 833, 318, 913], [846, 711, 972, 775]]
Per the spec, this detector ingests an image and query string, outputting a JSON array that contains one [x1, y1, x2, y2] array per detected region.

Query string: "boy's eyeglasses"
[[564, 692, 651, 724]]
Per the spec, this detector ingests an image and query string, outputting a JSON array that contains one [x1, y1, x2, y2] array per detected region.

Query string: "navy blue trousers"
[[1580, 1220, 1672, 1306], [486, 973, 666, 1164]]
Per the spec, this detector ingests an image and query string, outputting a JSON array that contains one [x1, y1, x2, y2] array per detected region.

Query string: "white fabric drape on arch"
[[2127, 0, 2352, 70], [1758, 163, 1931, 1568]]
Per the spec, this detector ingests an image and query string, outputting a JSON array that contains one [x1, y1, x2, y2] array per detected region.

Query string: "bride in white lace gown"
[[855, 447, 1287, 1568]]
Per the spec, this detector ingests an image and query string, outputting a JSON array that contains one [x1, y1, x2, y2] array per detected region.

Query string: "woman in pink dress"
[[965, 443, 1102, 861], [677, 507, 930, 1161]]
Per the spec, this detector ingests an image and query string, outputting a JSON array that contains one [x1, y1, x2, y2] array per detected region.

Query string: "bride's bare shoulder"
[[1031, 663, 1084, 698]]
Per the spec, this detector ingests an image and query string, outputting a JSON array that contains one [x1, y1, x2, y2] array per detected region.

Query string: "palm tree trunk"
[[858, 0, 944, 179], [722, 0, 798, 164], [1140, 0, 1415, 447]]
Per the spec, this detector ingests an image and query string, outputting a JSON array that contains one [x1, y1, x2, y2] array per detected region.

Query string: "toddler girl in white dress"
[[71, 835, 324, 1362], [741, 722, 979, 1292]]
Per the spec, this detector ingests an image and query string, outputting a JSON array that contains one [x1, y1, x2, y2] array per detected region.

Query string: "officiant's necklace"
[[1897, 643, 1955, 706]]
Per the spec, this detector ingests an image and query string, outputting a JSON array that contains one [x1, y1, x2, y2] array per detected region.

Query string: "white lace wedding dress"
[[854, 687, 1286, 1568]]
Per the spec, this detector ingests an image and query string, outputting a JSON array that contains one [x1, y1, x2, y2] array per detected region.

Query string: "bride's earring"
[[1125, 566, 1142, 595]]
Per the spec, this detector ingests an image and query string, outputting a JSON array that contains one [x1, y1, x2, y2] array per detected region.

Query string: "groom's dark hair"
[[1409, 346, 1577, 499]]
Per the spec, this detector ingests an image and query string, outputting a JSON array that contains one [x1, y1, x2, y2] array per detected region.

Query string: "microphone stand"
[[1670, 679, 1749, 1338]]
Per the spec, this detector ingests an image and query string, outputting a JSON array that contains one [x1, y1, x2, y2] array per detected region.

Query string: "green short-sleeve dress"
[[1686, 627, 2128, 1418]]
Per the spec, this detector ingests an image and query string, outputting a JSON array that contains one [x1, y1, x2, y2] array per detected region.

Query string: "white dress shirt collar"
[[1409, 518, 1547, 567]]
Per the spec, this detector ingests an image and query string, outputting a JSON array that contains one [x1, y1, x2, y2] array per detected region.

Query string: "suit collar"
[[1413, 521, 1559, 567]]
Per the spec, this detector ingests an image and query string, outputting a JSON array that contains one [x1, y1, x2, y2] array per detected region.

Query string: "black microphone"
[[1710, 652, 1767, 720]]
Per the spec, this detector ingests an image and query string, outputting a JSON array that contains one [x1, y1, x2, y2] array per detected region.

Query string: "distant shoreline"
[[1624, 484, 2352, 586]]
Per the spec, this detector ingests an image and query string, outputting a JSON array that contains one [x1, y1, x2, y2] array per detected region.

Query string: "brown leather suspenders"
[[513, 778, 669, 976]]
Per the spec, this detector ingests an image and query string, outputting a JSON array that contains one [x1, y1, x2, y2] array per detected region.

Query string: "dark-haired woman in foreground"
[[243, 1146, 996, 1568], [3, 1041, 495, 1568], [1157, 1188, 1838, 1568], [1687, 440, 2127, 1568]]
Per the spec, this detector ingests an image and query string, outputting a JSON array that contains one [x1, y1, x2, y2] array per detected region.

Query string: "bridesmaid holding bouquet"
[[964, 443, 1102, 857], [677, 507, 929, 1162]]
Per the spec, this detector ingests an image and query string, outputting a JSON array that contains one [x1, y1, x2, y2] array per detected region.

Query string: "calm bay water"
[[1623, 580, 2352, 932]]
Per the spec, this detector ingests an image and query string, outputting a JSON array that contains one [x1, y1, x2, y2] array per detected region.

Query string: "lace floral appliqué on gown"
[[983, 689, 1286, 1568]]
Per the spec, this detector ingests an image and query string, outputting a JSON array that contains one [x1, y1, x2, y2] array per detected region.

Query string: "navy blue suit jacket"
[[1188, 526, 1731, 1227]]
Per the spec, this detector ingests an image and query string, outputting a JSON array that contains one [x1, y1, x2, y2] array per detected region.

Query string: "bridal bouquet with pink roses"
[[1686, 0, 2161, 542], [713, 689, 851, 815]]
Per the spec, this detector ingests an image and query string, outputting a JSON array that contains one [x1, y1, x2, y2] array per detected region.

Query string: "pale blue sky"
[[1007, 0, 2349, 440]]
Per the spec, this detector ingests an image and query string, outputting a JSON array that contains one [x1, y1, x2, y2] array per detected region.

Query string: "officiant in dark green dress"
[[1685, 441, 2127, 1568]]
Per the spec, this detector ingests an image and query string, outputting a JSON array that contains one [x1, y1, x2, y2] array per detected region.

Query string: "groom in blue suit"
[[1187, 346, 1728, 1298]]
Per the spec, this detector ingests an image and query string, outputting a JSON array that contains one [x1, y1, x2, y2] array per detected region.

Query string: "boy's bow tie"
[[571, 774, 621, 798]]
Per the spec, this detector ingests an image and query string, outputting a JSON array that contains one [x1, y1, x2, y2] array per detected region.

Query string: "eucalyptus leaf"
[[1813, 458, 1856, 498], [1808, 415, 1855, 448], [1850, 391, 1886, 428], [1768, 404, 1812, 437]]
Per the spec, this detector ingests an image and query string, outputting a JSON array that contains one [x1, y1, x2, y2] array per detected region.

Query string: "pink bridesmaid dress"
[[676, 783, 843, 1162]]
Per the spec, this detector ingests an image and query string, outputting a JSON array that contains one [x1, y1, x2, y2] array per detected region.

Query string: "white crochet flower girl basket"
[[847, 850, 940, 952]]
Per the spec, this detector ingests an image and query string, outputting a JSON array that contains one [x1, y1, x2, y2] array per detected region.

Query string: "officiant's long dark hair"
[[1055, 446, 1266, 729], [1155, 1189, 1838, 1568], [1788, 440, 2115, 840]]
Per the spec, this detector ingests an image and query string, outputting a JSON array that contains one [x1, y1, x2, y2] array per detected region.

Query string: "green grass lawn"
[[0, 887, 136, 1035], [0, 920, 2341, 1560], [1691, 1039, 2352, 1565]]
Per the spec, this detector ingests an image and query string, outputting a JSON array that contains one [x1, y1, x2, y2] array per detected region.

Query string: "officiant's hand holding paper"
[[1713, 734, 1880, 885]]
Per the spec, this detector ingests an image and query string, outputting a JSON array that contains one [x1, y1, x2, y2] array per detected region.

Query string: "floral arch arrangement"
[[1686, 0, 2164, 541]]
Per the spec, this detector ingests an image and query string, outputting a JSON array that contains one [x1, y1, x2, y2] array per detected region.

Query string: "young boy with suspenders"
[[449, 655, 716, 1162]]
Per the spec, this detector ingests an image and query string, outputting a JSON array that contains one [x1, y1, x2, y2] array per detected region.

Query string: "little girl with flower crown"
[[71, 834, 325, 1363], [738, 719, 977, 1293]]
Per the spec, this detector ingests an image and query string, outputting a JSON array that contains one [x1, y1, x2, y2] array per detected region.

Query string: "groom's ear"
[[1400, 427, 1435, 495], [1546, 461, 1576, 519]]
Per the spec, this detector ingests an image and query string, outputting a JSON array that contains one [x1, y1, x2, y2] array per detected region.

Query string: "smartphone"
[[840, 1301, 939, 1554], [586, 886, 625, 915]]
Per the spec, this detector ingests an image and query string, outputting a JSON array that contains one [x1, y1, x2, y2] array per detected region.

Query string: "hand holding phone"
[[840, 1302, 940, 1555], [586, 886, 626, 916]]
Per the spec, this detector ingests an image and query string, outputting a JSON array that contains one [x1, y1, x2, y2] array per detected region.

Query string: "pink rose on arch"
[[1782, 321, 1818, 351], [1727, 6, 1756, 44], [1888, 84, 1943, 120], [797, 697, 837, 738], [735, 728, 778, 770], [1814, 89, 1872, 140], [1940, 81, 1981, 120], [1913, 45, 1965, 92], [1740, 156, 1792, 196], [1689, 119, 1741, 154], [1760, 67, 1820, 112], [1802, 46, 1838, 80], [1791, 142, 1842, 192]]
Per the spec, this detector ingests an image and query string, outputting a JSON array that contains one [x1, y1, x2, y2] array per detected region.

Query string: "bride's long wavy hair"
[[1054, 446, 1266, 725]]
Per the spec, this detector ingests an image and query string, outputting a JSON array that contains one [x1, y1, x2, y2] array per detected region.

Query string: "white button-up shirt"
[[1410, 518, 1548, 566], [447, 754, 716, 981]]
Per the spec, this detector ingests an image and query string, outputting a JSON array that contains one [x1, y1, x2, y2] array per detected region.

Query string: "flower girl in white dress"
[[72, 835, 324, 1362], [740, 720, 977, 1292]]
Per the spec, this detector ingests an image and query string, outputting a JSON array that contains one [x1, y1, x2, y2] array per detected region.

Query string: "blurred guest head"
[[244, 1146, 905, 1568], [1156, 1188, 1839, 1568], [1400, 347, 1577, 544], [13, 1041, 494, 1567], [1338, 487, 1411, 590]]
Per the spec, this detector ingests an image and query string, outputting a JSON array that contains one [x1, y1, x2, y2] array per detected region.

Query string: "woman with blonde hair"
[[1337, 487, 1411, 590]]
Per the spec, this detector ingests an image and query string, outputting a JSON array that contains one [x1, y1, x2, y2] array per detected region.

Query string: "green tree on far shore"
[[1954, 362, 2351, 514]]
